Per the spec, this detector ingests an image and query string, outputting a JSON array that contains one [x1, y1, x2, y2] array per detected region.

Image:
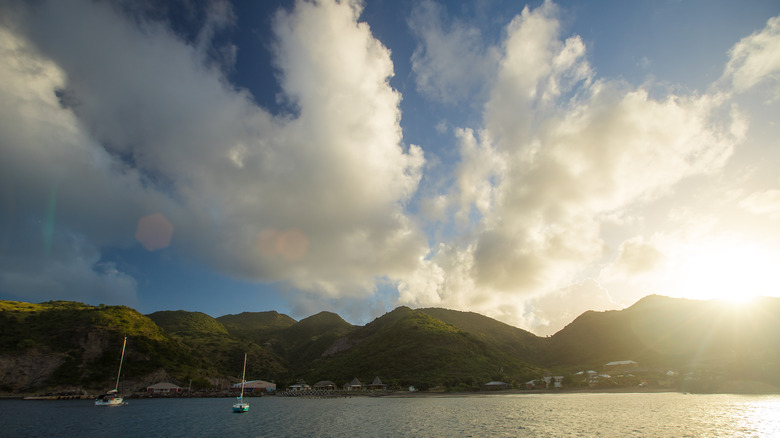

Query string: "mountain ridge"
[[2, 295, 779, 394]]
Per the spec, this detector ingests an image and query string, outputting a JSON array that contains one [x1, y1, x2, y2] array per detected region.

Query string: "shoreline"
[[6, 385, 779, 400]]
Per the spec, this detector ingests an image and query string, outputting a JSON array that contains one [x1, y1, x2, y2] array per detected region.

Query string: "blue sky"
[[1, 0, 779, 335]]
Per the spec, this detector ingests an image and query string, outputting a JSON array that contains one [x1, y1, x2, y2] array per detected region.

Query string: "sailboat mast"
[[114, 336, 127, 392], [240, 353, 247, 398]]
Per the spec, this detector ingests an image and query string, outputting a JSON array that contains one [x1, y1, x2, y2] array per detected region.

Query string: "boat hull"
[[232, 402, 249, 413], [95, 395, 124, 406]]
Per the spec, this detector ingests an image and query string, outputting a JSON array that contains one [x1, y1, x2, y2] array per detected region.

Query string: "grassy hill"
[[148, 310, 229, 336], [0, 301, 194, 392], [3, 295, 780, 394], [217, 311, 297, 344], [542, 295, 780, 377], [147, 310, 287, 384], [419, 308, 543, 364], [300, 307, 544, 391], [270, 311, 356, 374]]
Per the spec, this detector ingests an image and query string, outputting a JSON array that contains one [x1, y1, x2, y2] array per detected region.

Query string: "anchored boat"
[[95, 336, 127, 406], [232, 353, 249, 413]]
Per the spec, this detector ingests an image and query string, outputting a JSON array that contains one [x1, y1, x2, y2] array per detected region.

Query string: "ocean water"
[[2, 392, 779, 437]]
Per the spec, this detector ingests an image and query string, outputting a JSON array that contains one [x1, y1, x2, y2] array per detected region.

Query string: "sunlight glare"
[[669, 241, 778, 303]]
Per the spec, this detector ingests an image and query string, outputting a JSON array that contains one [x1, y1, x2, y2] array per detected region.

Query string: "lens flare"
[[135, 213, 174, 251]]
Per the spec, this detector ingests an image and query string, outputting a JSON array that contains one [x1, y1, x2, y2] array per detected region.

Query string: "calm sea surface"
[[2, 392, 779, 437]]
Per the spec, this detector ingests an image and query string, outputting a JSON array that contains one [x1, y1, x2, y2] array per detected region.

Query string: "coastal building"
[[483, 381, 509, 390], [146, 382, 183, 394], [288, 379, 311, 391], [313, 380, 337, 390], [605, 360, 639, 369], [542, 376, 564, 389], [233, 380, 276, 393], [368, 376, 386, 391], [344, 377, 362, 391]]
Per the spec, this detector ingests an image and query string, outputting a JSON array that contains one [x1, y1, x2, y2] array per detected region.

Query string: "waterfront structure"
[[146, 382, 183, 394], [234, 380, 276, 393]]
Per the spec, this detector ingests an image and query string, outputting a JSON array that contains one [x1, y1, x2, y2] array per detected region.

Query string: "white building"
[[234, 380, 276, 393], [146, 382, 183, 394]]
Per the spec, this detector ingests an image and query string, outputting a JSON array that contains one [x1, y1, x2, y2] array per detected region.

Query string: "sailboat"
[[232, 353, 249, 413], [95, 336, 128, 406]]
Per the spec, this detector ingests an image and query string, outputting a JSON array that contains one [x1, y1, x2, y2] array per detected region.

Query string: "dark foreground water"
[[2, 392, 779, 437]]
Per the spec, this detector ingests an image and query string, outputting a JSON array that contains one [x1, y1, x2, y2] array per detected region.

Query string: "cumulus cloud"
[[526, 279, 616, 336], [0, 0, 426, 304], [601, 236, 667, 282], [0, 228, 139, 306], [4, 0, 779, 333], [400, 1, 747, 333], [722, 15, 780, 96], [408, 0, 498, 104], [739, 189, 780, 215], [0, 24, 159, 306], [485, 0, 592, 145], [467, 4, 739, 294]]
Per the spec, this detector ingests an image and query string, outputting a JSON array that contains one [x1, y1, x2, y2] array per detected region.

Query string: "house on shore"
[[233, 380, 276, 393], [146, 382, 183, 394], [344, 378, 362, 391], [288, 380, 311, 392], [313, 380, 337, 391], [605, 360, 639, 370], [483, 381, 509, 391], [368, 377, 386, 391], [542, 376, 564, 389]]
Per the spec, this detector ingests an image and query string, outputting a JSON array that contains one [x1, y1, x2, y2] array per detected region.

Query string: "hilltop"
[[1, 295, 779, 395], [543, 295, 780, 388], [0, 301, 192, 392], [301, 307, 544, 391]]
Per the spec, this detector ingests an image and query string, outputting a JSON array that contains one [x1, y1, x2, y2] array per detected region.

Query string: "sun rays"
[[667, 240, 779, 303]]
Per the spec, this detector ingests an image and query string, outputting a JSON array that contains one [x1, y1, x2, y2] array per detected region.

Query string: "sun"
[[668, 241, 778, 303]]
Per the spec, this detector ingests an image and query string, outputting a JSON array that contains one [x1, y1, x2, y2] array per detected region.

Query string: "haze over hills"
[[1, 295, 779, 394], [544, 295, 780, 370]]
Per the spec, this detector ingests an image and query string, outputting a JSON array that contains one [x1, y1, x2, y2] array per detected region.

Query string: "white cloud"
[[722, 15, 780, 96], [600, 236, 667, 282], [0, 223, 139, 306], [452, 128, 503, 226], [408, 0, 498, 104], [397, 1, 745, 334], [0, 24, 159, 305], [470, 5, 740, 295], [740, 189, 780, 215], [485, 0, 592, 145], [0, 0, 426, 304], [526, 279, 617, 336], [4, 0, 777, 332]]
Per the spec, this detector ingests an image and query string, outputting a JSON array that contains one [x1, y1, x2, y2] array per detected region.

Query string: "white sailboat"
[[232, 353, 249, 413], [95, 336, 127, 406]]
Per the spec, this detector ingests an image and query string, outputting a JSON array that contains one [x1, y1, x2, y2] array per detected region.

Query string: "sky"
[[1, 0, 779, 336]]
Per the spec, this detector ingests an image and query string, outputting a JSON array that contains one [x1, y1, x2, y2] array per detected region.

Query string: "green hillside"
[[543, 295, 780, 376], [148, 310, 228, 336], [270, 311, 356, 373], [301, 307, 544, 391], [3, 296, 780, 394], [217, 311, 297, 343], [147, 310, 287, 383], [0, 301, 194, 392], [419, 308, 543, 363]]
